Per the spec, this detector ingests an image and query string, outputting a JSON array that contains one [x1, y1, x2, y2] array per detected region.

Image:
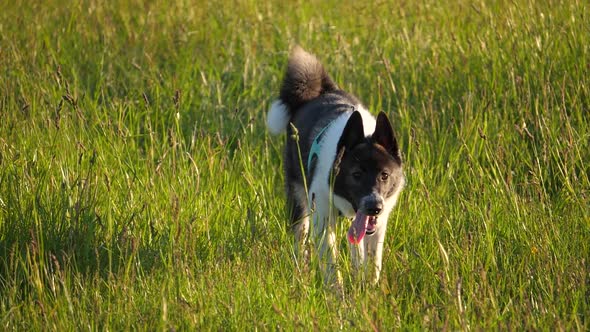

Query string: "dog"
[[267, 46, 405, 285]]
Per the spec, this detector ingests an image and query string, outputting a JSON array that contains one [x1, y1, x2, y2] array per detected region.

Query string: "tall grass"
[[1, 0, 588, 329]]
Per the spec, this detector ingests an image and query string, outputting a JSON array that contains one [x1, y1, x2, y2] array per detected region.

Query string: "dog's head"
[[333, 111, 404, 244]]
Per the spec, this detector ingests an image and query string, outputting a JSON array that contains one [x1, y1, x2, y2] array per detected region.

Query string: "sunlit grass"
[[0, 0, 588, 329]]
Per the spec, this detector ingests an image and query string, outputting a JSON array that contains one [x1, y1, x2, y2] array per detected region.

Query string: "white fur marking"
[[333, 195, 355, 218], [310, 113, 352, 199], [267, 100, 290, 135], [356, 104, 376, 135]]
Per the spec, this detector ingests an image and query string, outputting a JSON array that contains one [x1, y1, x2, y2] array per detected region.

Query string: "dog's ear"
[[338, 111, 365, 152], [373, 112, 400, 160]]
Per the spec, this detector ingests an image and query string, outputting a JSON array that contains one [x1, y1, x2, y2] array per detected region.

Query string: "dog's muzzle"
[[347, 194, 383, 244], [365, 217, 377, 235]]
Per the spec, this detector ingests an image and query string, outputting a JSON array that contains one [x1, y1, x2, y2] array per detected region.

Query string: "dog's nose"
[[366, 199, 383, 215], [366, 207, 381, 215], [362, 193, 384, 216]]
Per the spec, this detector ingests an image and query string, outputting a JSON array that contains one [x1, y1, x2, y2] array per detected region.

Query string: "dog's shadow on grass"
[[0, 205, 164, 293], [0, 159, 165, 295]]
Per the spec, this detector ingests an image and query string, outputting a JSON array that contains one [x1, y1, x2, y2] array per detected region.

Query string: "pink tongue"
[[347, 211, 369, 245]]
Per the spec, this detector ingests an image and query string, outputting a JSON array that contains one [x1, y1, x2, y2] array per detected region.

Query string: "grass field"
[[1, 0, 589, 330]]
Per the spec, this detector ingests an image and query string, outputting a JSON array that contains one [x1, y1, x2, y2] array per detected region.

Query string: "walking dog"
[[267, 47, 405, 285]]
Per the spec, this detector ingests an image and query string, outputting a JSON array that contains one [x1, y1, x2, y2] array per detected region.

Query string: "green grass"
[[1, 0, 589, 329]]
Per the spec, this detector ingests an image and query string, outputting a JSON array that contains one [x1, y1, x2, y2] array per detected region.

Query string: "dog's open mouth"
[[347, 212, 378, 245]]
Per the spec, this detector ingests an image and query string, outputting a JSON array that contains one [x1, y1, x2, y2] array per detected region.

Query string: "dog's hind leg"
[[287, 183, 309, 260]]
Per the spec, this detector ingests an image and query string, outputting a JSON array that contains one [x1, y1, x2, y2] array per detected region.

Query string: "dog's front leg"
[[312, 205, 343, 287], [349, 238, 366, 281], [364, 222, 388, 285]]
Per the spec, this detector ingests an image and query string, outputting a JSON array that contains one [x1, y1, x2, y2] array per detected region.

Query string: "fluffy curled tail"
[[267, 46, 337, 135]]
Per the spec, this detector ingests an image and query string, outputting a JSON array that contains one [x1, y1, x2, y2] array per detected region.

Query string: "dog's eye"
[[352, 171, 362, 180], [381, 172, 389, 181]]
